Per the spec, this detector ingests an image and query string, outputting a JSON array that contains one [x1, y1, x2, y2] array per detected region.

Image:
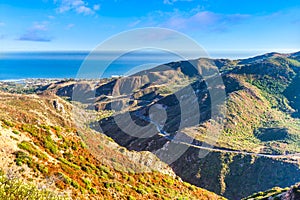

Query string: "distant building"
[[111, 75, 122, 78]]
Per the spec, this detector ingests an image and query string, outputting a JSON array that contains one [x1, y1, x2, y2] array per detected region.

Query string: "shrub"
[[71, 142, 78, 150], [18, 141, 48, 160], [37, 163, 49, 174], [98, 165, 110, 174], [80, 141, 87, 149], [0, 172, 69, 200], [82, 178, 92, 190], [58, 172, 72, 185], [163, 178, 174, 185], [40, 124, 51, 132], [127, 195, 136, 200], [14, 151, 32, 166], [80, 187, 86, 194], [71, 180, 80, 189], [104, 182, 111, 189], [98, 165, 114, 179], [10, 136, 18, 141], [63, 152, 73, 159], [44, 135, 59, 154], [2, 119, 14, 127], [86, 163, 97, 170], [90, 187, 97, 194], [21, 124, 40, 136], [53, 126, 62, 133], [58, 157, 81, 170], [135, 186, 147, 195], [81, 165, 92, 174], [127, 176, 135, 183]]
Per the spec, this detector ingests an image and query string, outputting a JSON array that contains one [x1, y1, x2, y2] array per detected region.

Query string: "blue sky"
[[0, 0, 299, 54]]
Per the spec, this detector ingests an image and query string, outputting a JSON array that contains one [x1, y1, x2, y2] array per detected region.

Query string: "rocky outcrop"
[[52, 99, 65, 113]]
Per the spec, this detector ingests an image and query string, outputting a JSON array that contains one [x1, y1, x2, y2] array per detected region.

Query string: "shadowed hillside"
[[1, 51, 300, 199]]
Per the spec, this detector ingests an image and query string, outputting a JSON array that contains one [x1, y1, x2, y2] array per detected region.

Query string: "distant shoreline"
[[0, 77, 114, 83], [1, 50, 298, 81]]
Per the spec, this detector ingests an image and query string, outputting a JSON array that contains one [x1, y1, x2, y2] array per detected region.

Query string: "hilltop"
[[1, 51, 300, 199]]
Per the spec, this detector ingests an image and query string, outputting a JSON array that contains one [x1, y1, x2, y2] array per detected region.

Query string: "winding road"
[[133, 111, 300, 161]]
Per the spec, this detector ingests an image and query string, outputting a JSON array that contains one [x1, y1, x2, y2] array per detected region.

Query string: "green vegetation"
[[18, 141, 48, 160], [2, 119, 15, 127], [157, 86, 173, 94], [14, 151, 33, 166], [172, 147, 300, 199], [0, 84, 224, 200], [57, 157, 81, 170], [37, 163, 49, 174], [21, 124, 40, 137], [4, 52, 300, 200], [248, 74, 290, 95], [57, 172, 80, 190], [14, 151, 49, 175], [254, 128, 289, 142], [82, 178, 92, 190], [58, 172, 72, 185], [0, 170, 68, 200], [12, 130, 20, 135], [243, 186, 291, 199], [44, 135, 59, 154]]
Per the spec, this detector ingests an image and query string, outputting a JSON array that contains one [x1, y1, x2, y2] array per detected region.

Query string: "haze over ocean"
[[0, 50, 267, 80]]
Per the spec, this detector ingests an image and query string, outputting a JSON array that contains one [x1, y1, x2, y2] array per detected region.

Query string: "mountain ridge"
[[1, 51, 300, 199]]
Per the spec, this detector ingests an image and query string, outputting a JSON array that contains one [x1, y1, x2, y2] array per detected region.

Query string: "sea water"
[[0, 50, 263, 80]]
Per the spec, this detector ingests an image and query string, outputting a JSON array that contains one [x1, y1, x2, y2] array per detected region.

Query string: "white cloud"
[[93, 4, 100, 11], [171, 11, 219, 29], [142, 9, 249, 32], [0, 22, 5, 27], [65, 23, 75, 29], [76, 5, 93, 15], [48, 15, 56, 19], [55, 0, 99, 15], [128, 20, 141, 27], [18, 21, 52, 42], [18, 32, 52, 42], [32, 22, 49, 31], [163, 0, 193, 5]]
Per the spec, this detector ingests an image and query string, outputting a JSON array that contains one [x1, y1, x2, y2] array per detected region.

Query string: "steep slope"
[[90, 51, 300, 199], [0, 169, 68, 200], [244, 183, 300, 200], [0, 91, 223, 199], [7, 51, 300, 199]]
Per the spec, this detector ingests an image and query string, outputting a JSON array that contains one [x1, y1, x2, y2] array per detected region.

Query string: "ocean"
[[0, 50, 263, 80]]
